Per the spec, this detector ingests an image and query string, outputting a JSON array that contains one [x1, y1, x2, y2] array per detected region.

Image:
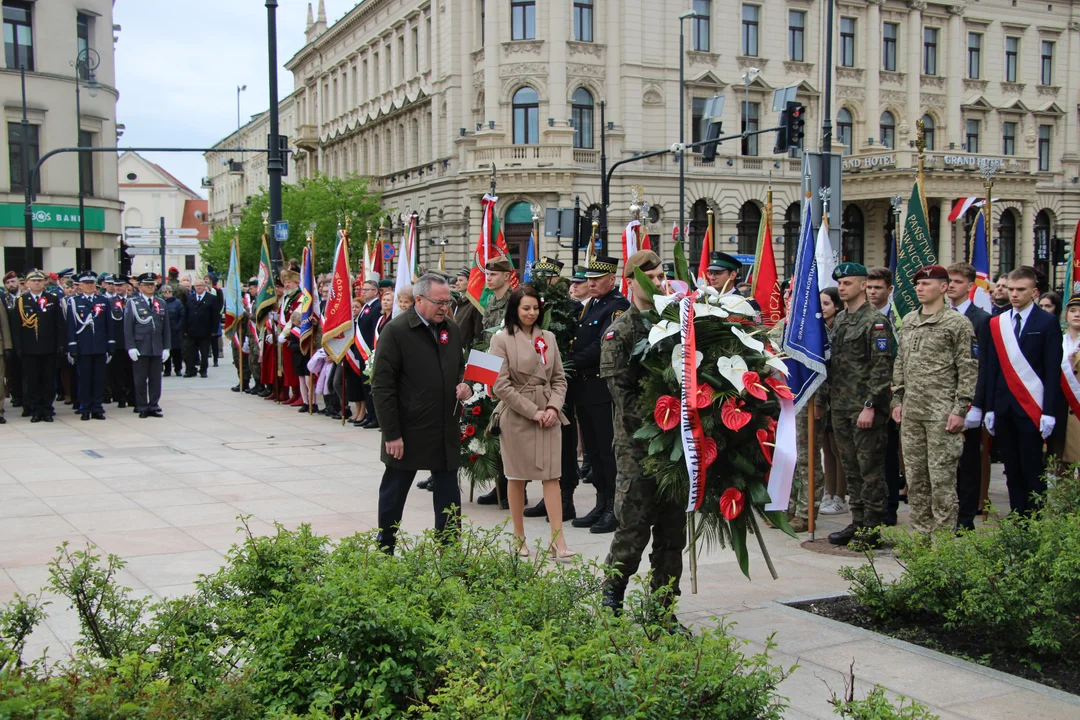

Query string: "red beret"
[[3, 271, 16, 281], [912, 264, 949, 282]]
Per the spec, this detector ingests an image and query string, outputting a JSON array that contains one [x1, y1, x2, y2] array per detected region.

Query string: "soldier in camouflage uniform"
[[600, 250, 686, 618], [891, 265, 978, 534], [824, 262, 896, 546]]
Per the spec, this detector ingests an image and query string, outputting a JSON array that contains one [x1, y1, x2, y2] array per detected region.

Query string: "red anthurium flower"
[[719, 488, 745, 521], [469, 453, 479, 462], [472, 406, 483, 416], [720, 398, 751, 432], [766, 416, 778, 437], [756, 428, 775, 464], [765, 376, 794, 400], [695, 383, 714, 409], [460, 432, 468, 441], [742, 371, 768, 400], [700, 436, 718, 468], [654, 395, 680, 431], [464, 425, 476, 437]]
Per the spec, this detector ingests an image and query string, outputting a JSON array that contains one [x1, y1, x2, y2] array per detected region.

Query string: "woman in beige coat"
[[490, 286, 575, 560]]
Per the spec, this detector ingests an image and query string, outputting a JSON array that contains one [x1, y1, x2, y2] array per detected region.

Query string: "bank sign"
[[0, 203, 106, 231]]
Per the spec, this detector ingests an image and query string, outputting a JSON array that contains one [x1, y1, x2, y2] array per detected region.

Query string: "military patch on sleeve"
[[971, 339, 979, 359], [875, 337, 889, 353], [873, 322, 886, 330], [605, 331, 615, 340], [611, 309, 624, 322]]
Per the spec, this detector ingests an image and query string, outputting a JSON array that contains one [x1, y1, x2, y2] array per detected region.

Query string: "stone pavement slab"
[[1, 363, 1075, 718]]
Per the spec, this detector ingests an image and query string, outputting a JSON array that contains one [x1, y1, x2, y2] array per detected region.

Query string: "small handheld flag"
[[463, 349, 503, 386]]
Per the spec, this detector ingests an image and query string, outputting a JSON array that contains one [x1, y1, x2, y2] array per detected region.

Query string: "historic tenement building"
[[212, 0, 1079, 284]]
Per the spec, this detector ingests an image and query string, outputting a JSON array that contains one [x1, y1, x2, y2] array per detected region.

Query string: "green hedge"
[[1, 523, 793, 719]]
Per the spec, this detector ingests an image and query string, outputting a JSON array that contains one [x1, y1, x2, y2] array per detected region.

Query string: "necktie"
[[1014, 313, 1022, 339]]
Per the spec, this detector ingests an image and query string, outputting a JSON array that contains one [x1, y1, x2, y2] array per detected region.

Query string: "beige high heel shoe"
[[549, 545, 578, 562]]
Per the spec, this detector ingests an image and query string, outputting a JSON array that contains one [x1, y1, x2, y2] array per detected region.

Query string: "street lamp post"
[[265, 0, 284, 275], [676, 12, 705, 252], [20, 64, 33, 271], [237, 84, 247, 159], [71, 48, 100, 271]]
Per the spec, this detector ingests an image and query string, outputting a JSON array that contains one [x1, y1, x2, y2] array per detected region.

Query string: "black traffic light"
[[1052, 236, 1065, 265], [774, 102, 806, 153]]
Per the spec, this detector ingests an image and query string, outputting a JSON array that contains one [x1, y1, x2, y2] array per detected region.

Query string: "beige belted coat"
[[490, 326, 568, 481]]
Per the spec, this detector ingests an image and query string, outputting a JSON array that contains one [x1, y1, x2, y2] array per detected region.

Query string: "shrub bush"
[[840, 463, 1080, 658], [1, 522, 795, 719]]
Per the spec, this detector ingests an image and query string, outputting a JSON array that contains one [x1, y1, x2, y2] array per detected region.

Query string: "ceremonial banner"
[[620, 219, 641, 295], [393, 215, 417, 317], [1066, 218, 1080, 296], [222, 235, 243, 341], [696, 220, 713, 287], [463, 349, 503, 385], [751, 203, 782, 326], [254, 235, 277, 336], [816, 212, 837, 290], [969, 210, 993, 312], [298, 245, 317, 354], [522, 227, 536, 282], [948, 196, 979, 223], [782, 201, 829, 413], [321, 229, 354, 362], [895, 179, 937, 318], [465, 194, 520, 311]]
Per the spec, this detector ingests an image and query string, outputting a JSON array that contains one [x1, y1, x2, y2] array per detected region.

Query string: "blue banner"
[[781, 201, 829, 413]]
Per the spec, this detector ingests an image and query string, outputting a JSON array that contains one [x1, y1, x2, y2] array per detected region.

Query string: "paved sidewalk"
[[1, 364, 1076, 718]]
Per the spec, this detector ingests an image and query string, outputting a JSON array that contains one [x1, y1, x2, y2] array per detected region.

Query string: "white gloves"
[[242, 338, 249, 353], [277, 332, 287, 344], [66, 353, 74, 364], [128, 349, 139, 362], [1040, 416, 1056, 439], [105, 353, 111, 364], [984, 411, 995, 436], [161, 349, 170, 362], [964, 408, 983, 430]]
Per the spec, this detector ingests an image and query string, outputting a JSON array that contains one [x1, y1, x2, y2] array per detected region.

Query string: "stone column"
[[483, 0, 501, 127], [905, 2, 924, 137], [866, 0, 882, 147], [1020, 200, 1035, 267], [938, 200, 952, 265], [548, 0, 568, 123], [946, 6, 964, 148]]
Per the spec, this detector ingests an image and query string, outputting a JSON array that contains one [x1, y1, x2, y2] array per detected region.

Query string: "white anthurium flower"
[[648, 319, 681, 346], [671, 344, 704, 379], [731, 326, 766, 352], [764, 353, 789, 376], [653, 293, 680, 316], [717, 294, 757, 316], [715, 355, 749, 391], [700, 284, 720, 297], [468, 438, 486, 455], [693, 301, 729, 319]]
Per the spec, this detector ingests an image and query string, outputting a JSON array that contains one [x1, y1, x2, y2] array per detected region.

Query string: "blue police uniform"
[[66, 276, 114, 418]]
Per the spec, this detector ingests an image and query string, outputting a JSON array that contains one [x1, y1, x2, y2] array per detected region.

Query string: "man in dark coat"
[[182, 277, 221, 378], [10, 270, 65, 421], [161, 284, 185, 376], [371, 273, 470, 554]]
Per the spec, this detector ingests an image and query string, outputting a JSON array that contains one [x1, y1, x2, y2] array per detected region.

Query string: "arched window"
[[783, 202, 801, 275], [998, 209, 1017, 276], [841, 204, 864, 264], [737, 201, 762, 255], [504, 201, 535, 268], [689, 199, 712, 263], [921, 114, 935, 151], [880, 111, 895, 149], [571, 88, 594, 149], [837, 108, 853, 156], [512, 87, 539, 145]]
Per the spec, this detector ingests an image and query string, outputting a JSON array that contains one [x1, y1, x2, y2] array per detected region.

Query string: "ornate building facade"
[[216, 0, 1080, 284]]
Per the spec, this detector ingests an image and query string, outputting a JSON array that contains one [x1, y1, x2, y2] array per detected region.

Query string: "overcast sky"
[[114, 0, 355, 197]]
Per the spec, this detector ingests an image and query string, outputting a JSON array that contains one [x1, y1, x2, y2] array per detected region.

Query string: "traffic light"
[[774, 102, 806, 153], [1052, 236, 1065, 265]]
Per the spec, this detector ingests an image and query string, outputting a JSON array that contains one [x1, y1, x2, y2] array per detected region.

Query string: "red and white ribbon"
[[534, 336, 548, 365], [764, 396, 796, 512], [1060, 354, 1080, 419], [680, 296, 707, 512], [989, 313, 1044, 427]]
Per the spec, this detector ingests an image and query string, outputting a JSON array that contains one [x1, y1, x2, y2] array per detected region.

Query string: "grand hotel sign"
[[841, 154, 1026, 172]]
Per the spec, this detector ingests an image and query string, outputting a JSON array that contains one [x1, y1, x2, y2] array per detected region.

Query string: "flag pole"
[[307, 232, 315, 416], [234, 226, 243, 394], [807, 397, 816, 541], [340, 219, 349, 427], [979, 162, 999, 519]]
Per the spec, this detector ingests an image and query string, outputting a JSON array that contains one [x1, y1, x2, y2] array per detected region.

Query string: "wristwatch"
[[863, 400, 874, 409]]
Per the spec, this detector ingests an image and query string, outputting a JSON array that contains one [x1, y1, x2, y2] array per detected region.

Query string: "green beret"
[[832, 262, 868, 280], [378, 279, 394, 289]]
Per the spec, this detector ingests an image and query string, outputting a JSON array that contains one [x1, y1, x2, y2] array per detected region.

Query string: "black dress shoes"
[[416, 477, 433, 490], [30, 415, 41, 423], [231, 384, 242, 392], [523, 499, 547, 518], [21, 407, 31, 417], [148, 410, 163, 418], [139, 411, 149, 419], [81, 413, 90, 421], [0, 416, 6, 424], [117, 401, 127, 409], [43, 415, 53, 423], [92, 412, 106, 420], [828, 523, 857, 546]]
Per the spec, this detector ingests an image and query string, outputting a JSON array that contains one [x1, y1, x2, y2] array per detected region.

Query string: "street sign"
[[125, 247, 162, 256], [544, 208, 575, 238], [383, 243, 395, 261], [275, 221, 289, 241], [125, 227, 198, 238], [123, 237, 201, 248]]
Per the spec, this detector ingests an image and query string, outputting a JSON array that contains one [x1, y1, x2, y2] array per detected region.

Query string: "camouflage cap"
[[485, 255, 514, 273], [623, 250, 661, 278]]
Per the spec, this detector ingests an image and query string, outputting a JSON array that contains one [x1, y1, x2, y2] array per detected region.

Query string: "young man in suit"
[[968, 265, 1062, 514], [948, 263, 992, 530]]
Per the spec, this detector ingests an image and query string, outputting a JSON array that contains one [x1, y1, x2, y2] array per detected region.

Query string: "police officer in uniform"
[[569, 255, 629, 534], [600, 250, 687, 621], [108, 275, 135, 409], [11, 270, 65, 422], [125, 273, 172, 418], [66, 271, 113, 420]]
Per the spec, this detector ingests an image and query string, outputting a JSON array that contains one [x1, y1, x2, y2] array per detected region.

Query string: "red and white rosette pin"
[[534, 336, 548, 364], [438, 329, 449, 344]]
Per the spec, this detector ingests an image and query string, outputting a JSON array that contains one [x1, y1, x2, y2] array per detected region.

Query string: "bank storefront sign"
[[0, 203, 106, 231]]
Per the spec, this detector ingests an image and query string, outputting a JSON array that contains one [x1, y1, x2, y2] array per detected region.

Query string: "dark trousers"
[[560, 403, 580, 495], [376, 467, 461, 553], [164, 348, 183, 375], [6, 352, 22, 403], [884, 418, 903, 523], [23, 352, 57, 418], [110, 351, 134, 405], [575, 401, 617, 501], [133, 355, 163, 412], [956, 428, 984, 530], [996, 412, 1046, 515], [211, 335, 222, 361], [183, 336, 211, 376], [76, 353, 107, 414]]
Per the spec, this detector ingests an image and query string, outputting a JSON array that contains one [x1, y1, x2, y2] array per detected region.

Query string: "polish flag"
[[463, 349, 503, 386], [672, 221, 679, 243], [948, 197, 979, 223]]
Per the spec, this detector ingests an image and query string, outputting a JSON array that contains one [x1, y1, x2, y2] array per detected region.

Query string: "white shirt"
[[951, 298, 972, 316], [196, 293, 204, 302], [1010, 302, 1035, 334]]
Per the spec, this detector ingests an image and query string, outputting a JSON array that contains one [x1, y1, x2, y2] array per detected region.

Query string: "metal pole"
[[266, 0, 283, 275], [159, 216, 166, 278], [678, 23, 685, 253], [20, 64, 33, 271], [599, 101, 607, 249], [76, 68, 86, 268], [572, 195, 581, 269], [821, 0, 835, 191]]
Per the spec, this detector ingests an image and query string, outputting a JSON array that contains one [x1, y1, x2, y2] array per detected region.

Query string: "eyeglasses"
[[418, 294, 453, 308]]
